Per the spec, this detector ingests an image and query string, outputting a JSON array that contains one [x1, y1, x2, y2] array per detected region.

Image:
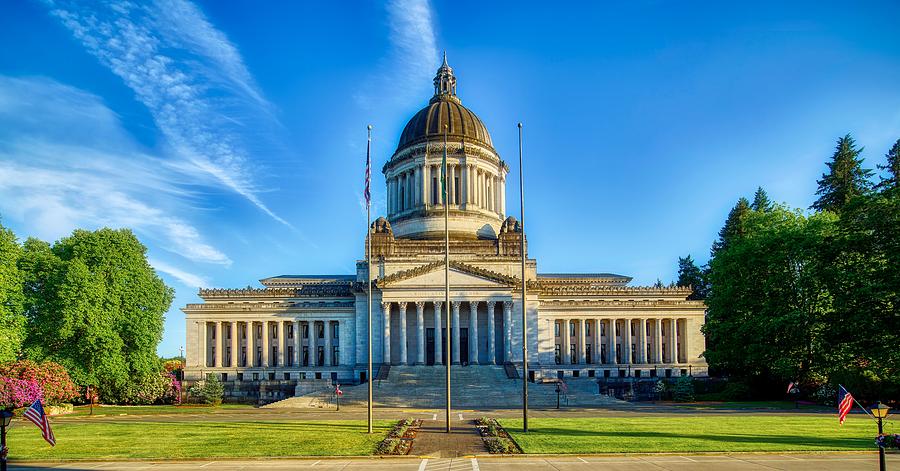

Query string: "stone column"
[[414, 165, 421, 207], [577, 319, 586, 364], [211, 321, 221, 367], [324, 320, 332, 366], [276, 321, 285, 367], [673, 318, 680, 364], [653, 318, 662, 363], [448, 165, 455, 204], [637, 318, 646, 364], [422, 164, 429, 208], [231, 321, 239, 368], [451, 301, 461, 365], [682, 318, 689, 365], [197, 321, 207, 367], [503, 301, 513, 362], [245, 322, 254, 367], [382, 302, 391, 364], [622, 319, 631, 364], [486, 301, 496, 365], [594, 319, 602, 364], [294, 320, 301, 367], [468, 301, 479, 365], [310, 321, 319, 366], [398, 302, 408, 365], [500, 177, 506, 216], [560, 320, 570, 364], [434, 301, 443, 365], [415, 301, 426, 365], [261, 321, 270, 368], [608, 319, 617, 365]]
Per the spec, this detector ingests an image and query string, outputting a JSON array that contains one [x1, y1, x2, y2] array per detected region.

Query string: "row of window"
[[556, 368, 689, 379], [553, 322, 680, 337], [211, 323, 339, 341], [553, 343, 678, 364], [219, 371, 338, 382], [208, 345, 339, 368]]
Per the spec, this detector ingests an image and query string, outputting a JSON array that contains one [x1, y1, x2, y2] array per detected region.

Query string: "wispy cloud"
[[43, 0, 290, 227], [355, 0, 438, 110], [386, 0, 438, 94], [150, 259, 209, 288], [0, 75, 230, 268]]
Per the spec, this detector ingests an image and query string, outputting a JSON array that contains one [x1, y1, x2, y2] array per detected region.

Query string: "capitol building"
[[183, 57, 708, 393]]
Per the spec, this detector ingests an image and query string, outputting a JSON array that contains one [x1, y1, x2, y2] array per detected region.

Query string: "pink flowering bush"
[[0, 376, 43, 409], [0, 360, 79, 405]]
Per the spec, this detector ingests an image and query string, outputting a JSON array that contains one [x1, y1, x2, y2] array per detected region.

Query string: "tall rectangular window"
[[569, 322, 575, 337], [554, 345, 561, 364], [432, 177, 439, 204], [570, 345, 576, 364], [454, 176, 460, 204], [302, 346, 309, 366], [586, 322, 591, 337], [554, 322, 560, 337], [333, 323, 339, 339], [302, 323, 309, 339]]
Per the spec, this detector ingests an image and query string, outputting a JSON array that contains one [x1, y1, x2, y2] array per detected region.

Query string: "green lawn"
[[7, 420, 392, 460], [63, 403, 254, 417], [501, 416, 885, 454]]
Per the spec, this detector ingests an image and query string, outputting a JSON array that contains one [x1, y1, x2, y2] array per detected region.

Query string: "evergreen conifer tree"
[[751, 186, 772, 212], [711, 197, 750, 256], [676, 255, 708, 300], [876, 138, 900, 191], [811, 134, 873, 212]]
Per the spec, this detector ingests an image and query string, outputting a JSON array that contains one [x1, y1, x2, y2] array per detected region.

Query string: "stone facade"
[[182, 56, 708, 387]]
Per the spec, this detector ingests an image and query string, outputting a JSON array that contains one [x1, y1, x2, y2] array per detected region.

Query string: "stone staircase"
[[265, 365, 623, 409]]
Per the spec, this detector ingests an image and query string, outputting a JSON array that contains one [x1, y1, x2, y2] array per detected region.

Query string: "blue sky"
[[1, 1, 899, 356]]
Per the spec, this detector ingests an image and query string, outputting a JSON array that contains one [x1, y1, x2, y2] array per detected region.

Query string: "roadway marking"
[[197, 462, 217, 468], [310, 460, 321, 466], [418, 459, 428, 471], [577, 457, 588, 463], [432, 413, 437, 420], [470, 458, 480, 471], [458, 413, 464, 420]]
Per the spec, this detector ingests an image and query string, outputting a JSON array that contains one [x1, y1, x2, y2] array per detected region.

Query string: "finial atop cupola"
[[433, 50, 457, 99]]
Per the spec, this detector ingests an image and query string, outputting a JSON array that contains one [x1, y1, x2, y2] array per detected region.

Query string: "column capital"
[[485, 300, 497, 309], [397, 301, 408, 311], [433, 300, 443, 310], [415, 301, 426, 311], [469, 300, 480, 310], [451, 300, 461, 311], [381, 301, 391, 312], [503, 300, 513, 311]]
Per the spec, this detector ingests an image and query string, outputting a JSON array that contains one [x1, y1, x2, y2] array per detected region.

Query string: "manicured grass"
[[63, 403, 254, 417], [671, 401, 829, 411], [8, 420, 392, 460], [500, 416, 886, 454]]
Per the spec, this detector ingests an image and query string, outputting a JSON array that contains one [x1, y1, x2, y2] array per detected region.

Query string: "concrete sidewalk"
[[9, 453, 897, 470]]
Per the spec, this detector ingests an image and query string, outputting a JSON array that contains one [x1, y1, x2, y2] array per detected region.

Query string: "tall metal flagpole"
[[444, 124, 452, 433], [366, 124, 374, 434], [518, 122, 529, 433]]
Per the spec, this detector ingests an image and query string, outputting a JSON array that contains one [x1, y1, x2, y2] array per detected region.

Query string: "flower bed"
[[375, 418, 423, 455], [475, 417, 522, 454], [876, 434, 900, 450]]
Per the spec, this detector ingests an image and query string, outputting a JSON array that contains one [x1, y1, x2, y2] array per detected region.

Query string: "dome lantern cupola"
[[432, 51, 458, 100]]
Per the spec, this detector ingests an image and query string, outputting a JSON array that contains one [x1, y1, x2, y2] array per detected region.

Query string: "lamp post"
[[1, 409, 13, 471], [873, 401, 890, 471]]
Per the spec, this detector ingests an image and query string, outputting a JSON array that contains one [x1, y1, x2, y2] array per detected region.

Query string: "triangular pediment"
[[377, 261, 518, 288]]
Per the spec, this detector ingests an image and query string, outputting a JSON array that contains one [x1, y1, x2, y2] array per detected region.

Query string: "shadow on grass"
[[510, 427, 868, 450]]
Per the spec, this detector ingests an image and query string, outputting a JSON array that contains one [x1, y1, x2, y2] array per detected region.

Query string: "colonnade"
[[552, 318, 688, 365], [198, 320, 342, 369], [382, 300, 513, 366], [386, 163, 506, 216]]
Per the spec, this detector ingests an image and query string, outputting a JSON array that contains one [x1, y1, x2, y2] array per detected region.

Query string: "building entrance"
[[425, 328, 448, 365]]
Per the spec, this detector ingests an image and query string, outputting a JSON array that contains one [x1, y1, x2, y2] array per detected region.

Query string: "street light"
[[872, 402, 890, 471], [1, 409, 13, 471]]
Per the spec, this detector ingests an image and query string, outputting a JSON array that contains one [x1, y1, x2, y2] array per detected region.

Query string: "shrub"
[[0, 360, 78, 405], [0, 376, 43, 409], [673, 376, 695, 402], [120, 371, 178, 405], [188, 373, 224, 405]]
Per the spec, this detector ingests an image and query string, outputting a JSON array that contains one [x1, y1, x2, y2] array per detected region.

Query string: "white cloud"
[[150, 259, 209, 288], [43, 0, 291, 227], [0, 75, 230, 268], [355, 0, 438, 110]]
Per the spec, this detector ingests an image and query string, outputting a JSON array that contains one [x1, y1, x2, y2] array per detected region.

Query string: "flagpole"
[[841, 384, 877, 421], [444, 124, 452, 433], [366, 124, 373, 434], [518, 122, 529, 433]]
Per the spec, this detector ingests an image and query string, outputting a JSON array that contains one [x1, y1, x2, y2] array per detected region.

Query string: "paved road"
[[9, 453, 898, 470]]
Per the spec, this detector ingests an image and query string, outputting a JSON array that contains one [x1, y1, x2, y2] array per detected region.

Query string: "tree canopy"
[[15, 227, 174, 401], [0, 221, 25, 363], [676, 255, 707, 300]]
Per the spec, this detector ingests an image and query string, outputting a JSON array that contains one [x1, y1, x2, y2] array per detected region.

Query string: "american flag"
[[837, 385, 854, 425], [23, 399, 56, 446], [364, 128, 371, 206]]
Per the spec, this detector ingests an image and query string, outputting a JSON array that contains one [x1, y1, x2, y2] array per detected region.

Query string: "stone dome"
[[395, 54, 493, 152]]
